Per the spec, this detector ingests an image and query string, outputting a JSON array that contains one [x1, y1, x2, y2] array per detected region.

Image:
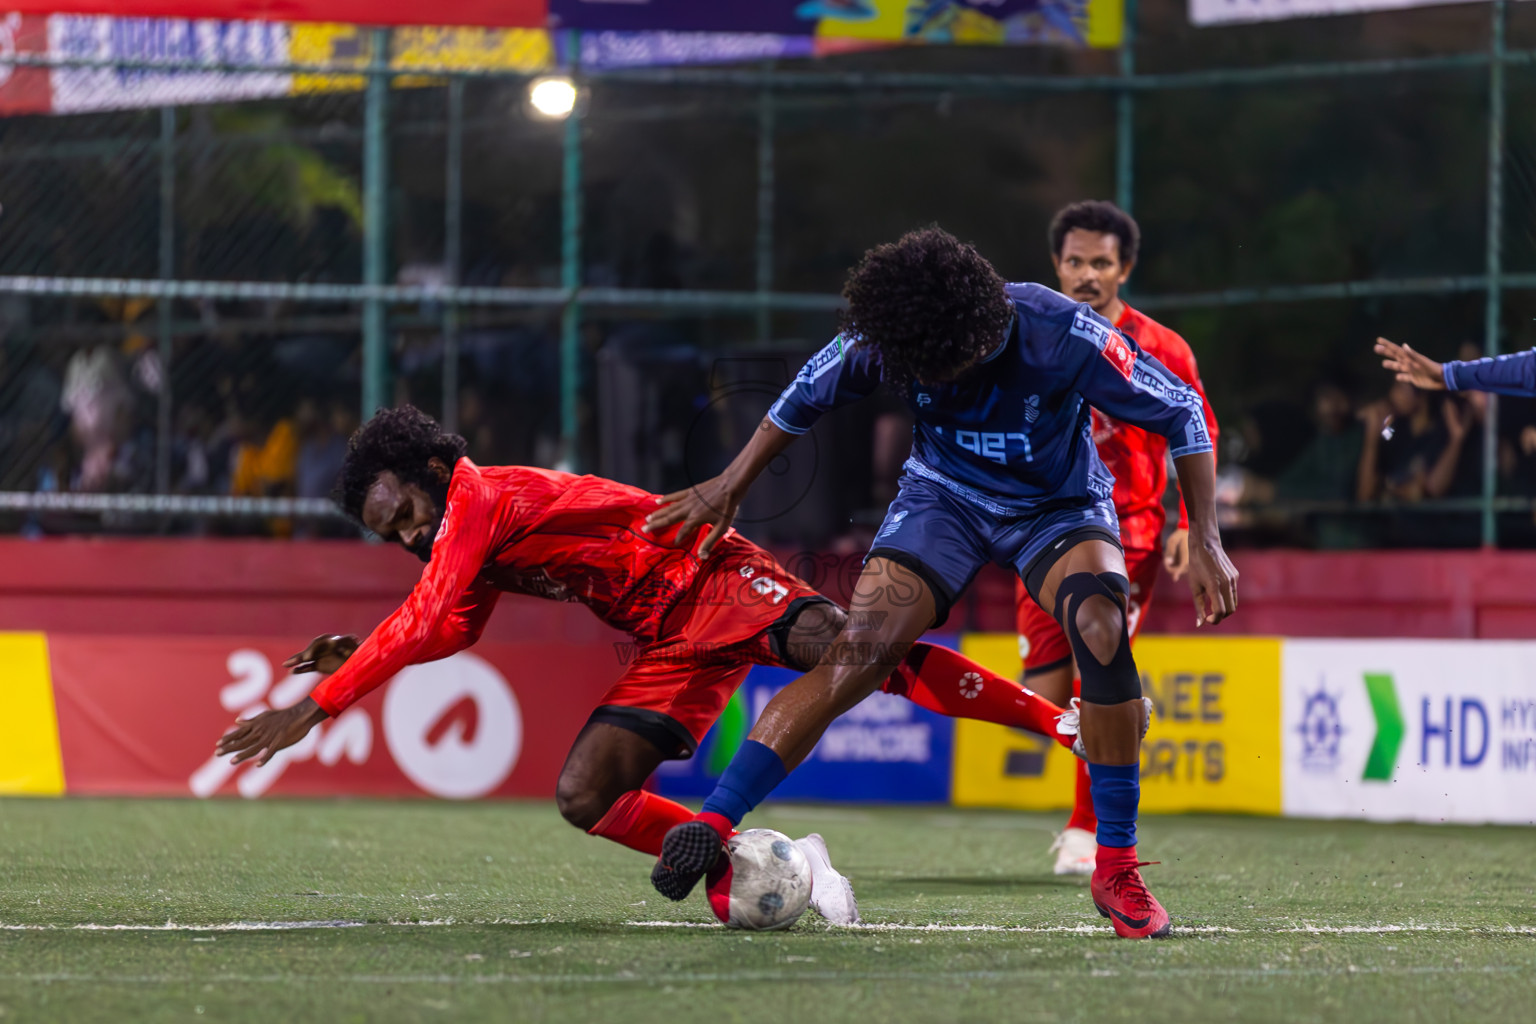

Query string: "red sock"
[[587, 790, 697, 856], [886, 642, 1074, 749], [1064, 678, 1099, 833]]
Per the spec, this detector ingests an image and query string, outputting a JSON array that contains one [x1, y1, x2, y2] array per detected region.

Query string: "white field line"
[[626, 920, 1536, 936], [2, 918, 1533, 936], [0, 966, 1528, 985]]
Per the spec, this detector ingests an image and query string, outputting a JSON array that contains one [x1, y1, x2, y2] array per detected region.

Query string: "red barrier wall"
[[2, 539, 1535, 640]]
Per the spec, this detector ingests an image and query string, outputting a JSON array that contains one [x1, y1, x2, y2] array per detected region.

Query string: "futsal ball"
[[723, 828, 813, 931]]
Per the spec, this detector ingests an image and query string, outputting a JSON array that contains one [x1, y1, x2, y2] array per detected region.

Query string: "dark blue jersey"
[[1444, 349, 1536, 397], [768, 283, 1212, 517]]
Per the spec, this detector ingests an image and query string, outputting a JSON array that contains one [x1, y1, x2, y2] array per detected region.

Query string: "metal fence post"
[[154, 106, 175, 495], [755, 73, 775, 345], [1483, 0, 1506, 547], [442, 76, 464, 434], [1115, 0, 1137, 219], [559, 32, 584, 471], [362, 27, 392, 419]]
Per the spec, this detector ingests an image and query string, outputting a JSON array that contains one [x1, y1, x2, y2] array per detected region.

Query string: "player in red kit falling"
[[215, 406, 1088, 923], [1016, 202, 1221, 875]]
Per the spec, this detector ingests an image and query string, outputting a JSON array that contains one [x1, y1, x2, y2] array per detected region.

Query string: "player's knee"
[[1056, 571, 1139, 705], [1073, 595, 1124, 667], [554, 775, 609, 831]]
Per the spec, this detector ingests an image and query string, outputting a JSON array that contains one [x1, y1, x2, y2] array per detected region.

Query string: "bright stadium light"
[[528, 76, 577, 120]]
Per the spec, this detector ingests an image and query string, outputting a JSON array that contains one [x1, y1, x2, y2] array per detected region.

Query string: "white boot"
[[1055, 696, 1155, 760], [1048, 826, 1098, 876], [794, 833, 860, 925]]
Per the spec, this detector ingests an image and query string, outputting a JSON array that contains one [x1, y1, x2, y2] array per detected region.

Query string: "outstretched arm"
[[1378, 336, 1536, 397], [641, 417, 799, 558]]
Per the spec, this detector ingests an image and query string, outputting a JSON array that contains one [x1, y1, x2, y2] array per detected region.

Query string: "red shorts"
[[591, 534, 827, 758], [1014, 545, 1161, 674]]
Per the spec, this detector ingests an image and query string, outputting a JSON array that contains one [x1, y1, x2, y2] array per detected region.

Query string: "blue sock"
[[701, 740, 788, 826], [1087, 761, 1139, 849]]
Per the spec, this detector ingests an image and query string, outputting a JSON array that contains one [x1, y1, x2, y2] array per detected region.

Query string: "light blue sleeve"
[[767, 334, 884, 435], [1052, 305, 1213, 459]]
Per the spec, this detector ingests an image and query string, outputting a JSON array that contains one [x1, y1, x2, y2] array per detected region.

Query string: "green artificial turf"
[[1, 799, 1533, 1023]]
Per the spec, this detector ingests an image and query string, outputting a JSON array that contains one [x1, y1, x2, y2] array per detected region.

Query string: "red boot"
[[1091, 844, 1170, 939]]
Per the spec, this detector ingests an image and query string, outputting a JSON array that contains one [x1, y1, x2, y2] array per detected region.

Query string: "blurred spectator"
[[1272, 383, 1362, 502], [1356, 382, 1457, 504], [294, 398, 351, 501], [60, 344, 132, 491], [230, 410, 297, 499]]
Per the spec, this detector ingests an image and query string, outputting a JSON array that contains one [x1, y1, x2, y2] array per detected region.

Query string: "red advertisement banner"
[[49, 635, 617, 798], [0, 13, 50, 115], [0, 1, 545, 29]]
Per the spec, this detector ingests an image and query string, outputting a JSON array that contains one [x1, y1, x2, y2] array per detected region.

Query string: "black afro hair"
[[334, 405, 468, 523], [839, 226, 1013, 390]]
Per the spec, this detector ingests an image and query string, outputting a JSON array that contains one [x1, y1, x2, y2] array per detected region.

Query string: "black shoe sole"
[[651, 821, 724, 902]]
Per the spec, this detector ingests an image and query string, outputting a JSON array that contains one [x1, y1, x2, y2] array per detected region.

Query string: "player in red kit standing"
[[214, 406, 1088, 923], [1016, 202, 1222, 875]]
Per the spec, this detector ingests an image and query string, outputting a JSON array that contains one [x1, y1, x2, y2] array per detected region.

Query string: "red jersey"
[[1090, 304, 1220, 552], [310, 459, 723, 716]]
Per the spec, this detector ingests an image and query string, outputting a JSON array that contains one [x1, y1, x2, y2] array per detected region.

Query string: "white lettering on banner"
[[1281, 640, 1536, 825], [189, 649, 372, 799], [383, 653, 521, 799], [48, 15, 292, 114], [190, 647, 519, 800], [816, 723, 932, 762], [1188, 0, 1513, 28], [747, 687, 933, 764]]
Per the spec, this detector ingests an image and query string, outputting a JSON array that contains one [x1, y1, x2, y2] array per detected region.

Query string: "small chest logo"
[[916, 392, 932, 406]]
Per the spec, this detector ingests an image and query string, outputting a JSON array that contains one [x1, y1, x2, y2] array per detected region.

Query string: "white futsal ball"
[[723, 828, 813, 931]]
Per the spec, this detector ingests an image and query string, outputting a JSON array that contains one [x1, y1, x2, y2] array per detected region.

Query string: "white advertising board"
[[1191, 0, 1495, 27], [1282, 639, 1536, 825]]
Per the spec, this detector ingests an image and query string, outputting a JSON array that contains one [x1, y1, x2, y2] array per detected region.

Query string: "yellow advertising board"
[[0, 633, 65, 796], [952, 634, 1282, 815], [290, 24, 554, 94]]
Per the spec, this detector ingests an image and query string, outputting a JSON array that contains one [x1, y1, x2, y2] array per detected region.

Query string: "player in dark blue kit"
[[644, 228, 1240, 938], [1377, 336, 1536, 396]]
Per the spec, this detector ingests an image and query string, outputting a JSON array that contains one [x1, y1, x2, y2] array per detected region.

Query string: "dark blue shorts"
[[867, 471, 1122, 628]]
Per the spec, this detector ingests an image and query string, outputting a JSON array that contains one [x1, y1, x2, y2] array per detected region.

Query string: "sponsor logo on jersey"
[[1024, 394, 1040, 424], [797, 334, 849, 384], [1071, 309, 1136, 380]]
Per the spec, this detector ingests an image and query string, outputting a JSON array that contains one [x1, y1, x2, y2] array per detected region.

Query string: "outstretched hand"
[[284, 634, 360, 675], [215, 698, 328, 767], [1187, 535, 1239, 627], [1376, 337, 1446, 391], [641, 474, 741, 559]]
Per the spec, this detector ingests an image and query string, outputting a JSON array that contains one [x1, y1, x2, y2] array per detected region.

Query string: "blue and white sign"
[[655, 661, 955, 805], [1282, 640, 1536, 825]]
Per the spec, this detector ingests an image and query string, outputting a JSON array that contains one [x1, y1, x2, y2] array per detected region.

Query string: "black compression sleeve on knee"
[[1053, 571, 1140, 706]]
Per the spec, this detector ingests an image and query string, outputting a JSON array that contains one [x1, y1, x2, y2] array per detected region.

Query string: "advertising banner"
[[0, 633, 65, 795], [551, 0, 1123, 48], [1190, 0, 1501, 27], [45, 635, 617, 799], [951, 634, 1283, 814], [1282, 640, 1536, 825], [654, 662, 956, 804], [1, 0, 546, 30]]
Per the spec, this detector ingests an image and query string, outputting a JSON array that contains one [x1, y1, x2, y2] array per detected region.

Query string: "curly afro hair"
[[334, 405, 468, 523], [839, 226, 1013, 389], [1048, 200, 1140, 267]]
